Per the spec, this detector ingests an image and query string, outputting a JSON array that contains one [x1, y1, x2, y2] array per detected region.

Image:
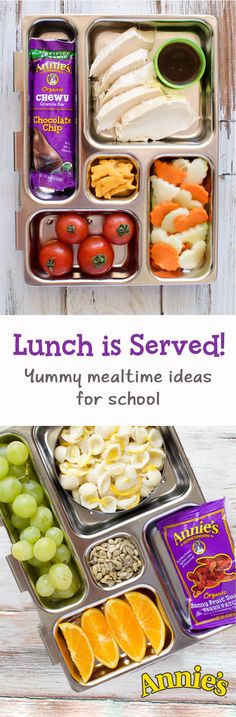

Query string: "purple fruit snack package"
[[157, 499, 236, 630], [28, 38, 76, 195]]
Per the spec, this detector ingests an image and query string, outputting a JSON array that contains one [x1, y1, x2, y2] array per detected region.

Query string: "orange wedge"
[[60, 623, 94, 683], [125, 591, 166, 655], [104, 597, 146, 662], [81, 608, 120, 669]]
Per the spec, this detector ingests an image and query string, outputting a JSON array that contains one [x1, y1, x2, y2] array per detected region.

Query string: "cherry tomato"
[[103, 212, 135, 244], [78, 236, 114, 276], [55, 213, 89, 244], [39, 240, 73, 277]]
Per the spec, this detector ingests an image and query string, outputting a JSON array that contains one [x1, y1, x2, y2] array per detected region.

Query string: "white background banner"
[[0, 314, 234, 425]]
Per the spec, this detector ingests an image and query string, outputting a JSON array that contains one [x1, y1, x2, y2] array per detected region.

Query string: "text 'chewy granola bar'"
[[158, 499, 236, 630], [29, 38, 75, 194]]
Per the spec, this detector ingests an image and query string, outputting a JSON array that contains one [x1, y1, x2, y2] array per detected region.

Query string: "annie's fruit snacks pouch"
[[29, 38, 76, 194], [158, 499, 236, 630]]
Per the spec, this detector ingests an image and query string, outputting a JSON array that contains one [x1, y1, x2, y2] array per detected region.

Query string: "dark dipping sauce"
[[158, 42, 201, 85]]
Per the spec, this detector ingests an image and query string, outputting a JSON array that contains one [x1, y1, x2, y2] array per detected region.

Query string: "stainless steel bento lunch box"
[[13, 14, 218, 286], [0, 426, 229, 693]]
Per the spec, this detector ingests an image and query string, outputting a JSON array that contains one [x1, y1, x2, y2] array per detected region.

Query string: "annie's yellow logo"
[[141, 664, 228, 698], [174, 519, 219, 546]]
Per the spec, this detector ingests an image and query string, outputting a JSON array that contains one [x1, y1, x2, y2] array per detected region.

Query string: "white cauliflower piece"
[[173, 157, 208, 184], [168, 223, 209, 247], [151, 176, 179, 204], [151, 228, 183, 253], [184, 158, 208, 184], [173, 157, 190, 172], [175, 188, 193, 208], [179, 240, 206, 270], [150, 228, 168, 244], [162, 207, 189, 233], [176, 191, 203, 210]]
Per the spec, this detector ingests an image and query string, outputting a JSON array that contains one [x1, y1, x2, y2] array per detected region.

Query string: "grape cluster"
[[0, 440, 79, 601]]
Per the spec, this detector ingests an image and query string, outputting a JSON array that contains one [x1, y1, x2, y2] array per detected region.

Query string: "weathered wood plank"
[[0, 698, 236, 717], [0, 608, 235, 702]]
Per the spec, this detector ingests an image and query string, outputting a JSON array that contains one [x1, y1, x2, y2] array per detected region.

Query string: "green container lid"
[[153, 38, 206, 89]]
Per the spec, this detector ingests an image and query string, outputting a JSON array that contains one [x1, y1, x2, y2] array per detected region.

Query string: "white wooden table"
[[0, 0, 235, 316], [0, 426, 236, 716]]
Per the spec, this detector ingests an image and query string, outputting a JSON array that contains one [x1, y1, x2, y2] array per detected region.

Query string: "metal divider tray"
[[0, 425, 229, 693], [14, 13, 218, 286]]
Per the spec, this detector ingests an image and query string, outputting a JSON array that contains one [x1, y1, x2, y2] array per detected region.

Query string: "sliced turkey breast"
[[116, 96, 196, 141], [95, 48, 150, 95], [100, 62, 156, 106], [90, 27, 155, 77], [96, 82, 163, 133]]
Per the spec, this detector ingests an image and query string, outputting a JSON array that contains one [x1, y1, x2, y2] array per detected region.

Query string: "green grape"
[[52, 578, 78, 600], [0, 444, 8, 458], [10, 464, 26, 479], [37, 563, 52, 576], [7, 441, 29, 466], [23, 481, 44, 506], [45, 527, 63, 547], [33, 537, 57, 562], [12, 494, 37, 518], [27, 557, 41, 567], [36, 574, 54, 597], [11, 514, 29, 531], [20, 526, 40, 544], [49, 563, 72, 591], [12, 540, 33, 561], [52, 544, 71, 564], [30, 506, 53, 533], [0, 456, 9, 479], [0, 477, 22, 503]]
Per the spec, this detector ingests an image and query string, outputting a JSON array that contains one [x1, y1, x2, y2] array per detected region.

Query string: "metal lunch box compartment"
[[24, 16, 79, 203], [85, 153, 140, 204], [14, 13, 218, 286], [0, 429, 87, 612], [148, 154, 216, 283], [54, 585, 174, 688], [33, 426, 201, 536], [85, 17, 215, 147], [25, 209, 140, 285], [0, 425, 232, 692]]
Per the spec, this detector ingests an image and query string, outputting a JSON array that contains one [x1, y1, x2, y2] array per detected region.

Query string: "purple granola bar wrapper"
[[29, 38, 75, 193], [158, 499, 236, 630]]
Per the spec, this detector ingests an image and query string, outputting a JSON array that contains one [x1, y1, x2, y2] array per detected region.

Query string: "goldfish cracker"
[[90, 158, 137, 199]]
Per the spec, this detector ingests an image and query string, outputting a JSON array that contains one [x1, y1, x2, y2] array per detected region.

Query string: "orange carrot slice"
[[180, 183, 209, 204], [151, 243, 179, 271], [150, 202, 180, 227], [154, 160, 186, 185], [155, 269, 182, 278], [174, 207, 208, 232]]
